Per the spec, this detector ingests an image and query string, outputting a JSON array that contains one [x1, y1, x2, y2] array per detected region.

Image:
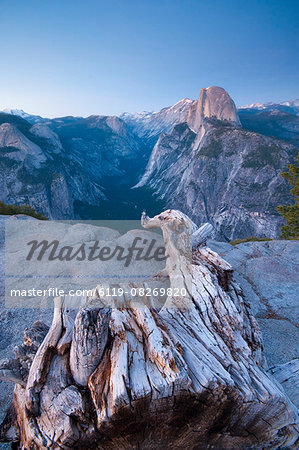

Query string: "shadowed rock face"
[[0, 113, 147, 220], [0, 210, 298, 449], [187, 86, 241, 133], [239, 108, 299, 146], [121, 98, 195, 146], [137, 87, 297, 240]]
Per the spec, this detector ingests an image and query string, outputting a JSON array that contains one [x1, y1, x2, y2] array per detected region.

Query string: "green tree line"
[[277, 153, 299, 239], [0, 201, 47, 220]]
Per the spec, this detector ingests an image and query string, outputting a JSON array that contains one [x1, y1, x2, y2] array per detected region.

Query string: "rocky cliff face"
[[0, 113, 147, 219], [121, 98, 195, 146], [137, 88, 297, 240], [187, 86, 241, 134]]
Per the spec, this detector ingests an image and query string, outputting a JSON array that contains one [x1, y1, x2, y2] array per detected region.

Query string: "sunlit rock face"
[[187, 86, 241, 133], [137, 87, 297, 240]]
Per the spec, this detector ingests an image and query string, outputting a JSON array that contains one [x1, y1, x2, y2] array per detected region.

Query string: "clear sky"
[[0, 0, 298, 117]]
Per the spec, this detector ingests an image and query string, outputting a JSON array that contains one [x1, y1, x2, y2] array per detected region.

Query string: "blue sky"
[[0, 0, 298, 117]]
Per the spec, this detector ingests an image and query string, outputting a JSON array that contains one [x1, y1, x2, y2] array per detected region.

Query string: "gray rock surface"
[[268, 359, 299, 408], [187, 86, 241, 133], [121, 98, 195, 145], [0, 112, 147, 219], [208, 239, 299, 365], [0, 123, 47, 168], [30, 123, 63, 153], [137, 87, 297, 240]]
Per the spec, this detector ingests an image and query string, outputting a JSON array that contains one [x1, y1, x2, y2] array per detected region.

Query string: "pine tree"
[[277, 153, 299, 239], [0, 201, 47, 220]]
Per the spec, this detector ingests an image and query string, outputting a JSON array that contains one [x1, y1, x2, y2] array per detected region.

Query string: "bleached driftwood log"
[[0, 209, 298, 449]]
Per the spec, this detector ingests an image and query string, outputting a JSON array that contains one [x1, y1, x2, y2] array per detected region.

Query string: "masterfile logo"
[[25, 236, 167, 266], [4, 219, 192, 309]]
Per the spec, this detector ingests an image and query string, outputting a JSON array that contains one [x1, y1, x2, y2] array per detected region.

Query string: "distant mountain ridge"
[[0, 89, 298, 239], [239, 99, 299, 114], [0, 96, 299, 146], [120, 98, 195, 146], [1, 108, 48, 124], [238, 99, 299, 146], [3, 97, 298, 120]]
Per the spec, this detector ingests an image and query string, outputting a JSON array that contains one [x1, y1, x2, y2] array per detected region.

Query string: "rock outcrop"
[[121, 98, 195, 146], [187, 86, 241, 134], [0, 215, 53, 425], [0, 210, 298, 448], [0, 113, 146, 219], [136, 87, 297, 240], [0, 123, 47, 169], [208, 239, 299, 365], [30, 123, 63, 153]]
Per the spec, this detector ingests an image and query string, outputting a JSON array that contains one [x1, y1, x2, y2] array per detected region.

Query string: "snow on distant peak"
[[2, 108, 30, 118], [1, 108, 47, 124], [280, 99, 299, 107], [239, 102, 269, 110], [239, 99, 299, 112], [121, 98, 195, 139]]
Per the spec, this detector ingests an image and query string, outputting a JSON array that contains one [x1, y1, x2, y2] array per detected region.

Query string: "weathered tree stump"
[[0, 210, 298, 449]]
